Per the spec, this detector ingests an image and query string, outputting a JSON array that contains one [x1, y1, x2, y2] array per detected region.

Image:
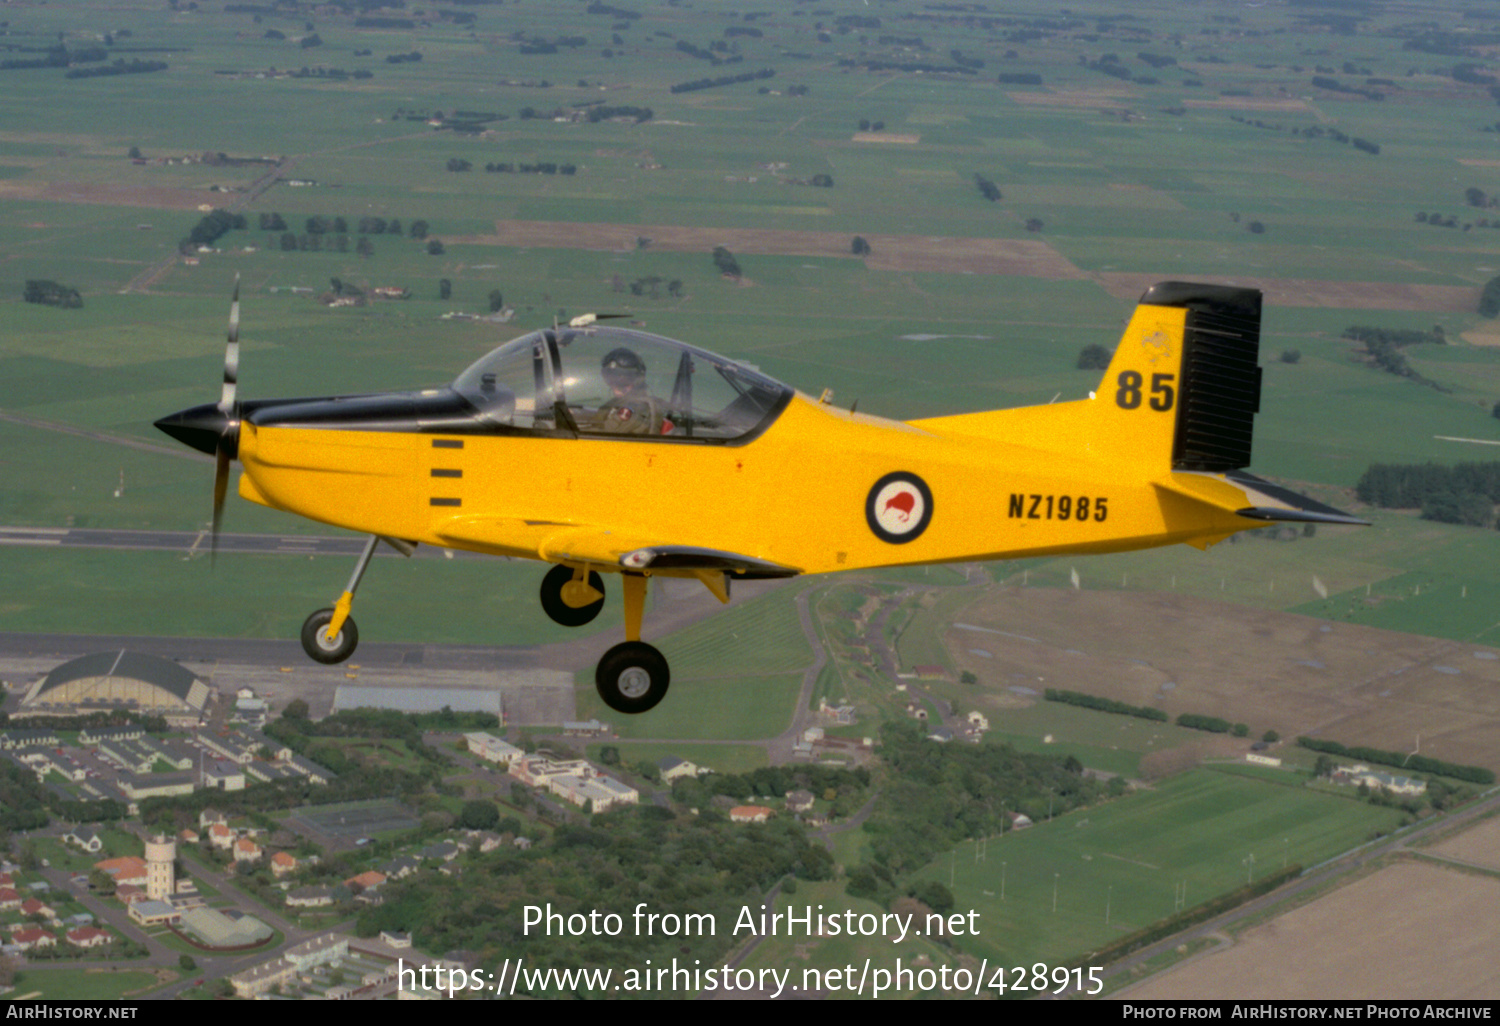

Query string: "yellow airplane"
[[156, 280, 1364, 713]]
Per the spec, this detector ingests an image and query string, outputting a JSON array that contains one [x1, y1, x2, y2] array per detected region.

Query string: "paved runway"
[[0, 524, 484, 561]]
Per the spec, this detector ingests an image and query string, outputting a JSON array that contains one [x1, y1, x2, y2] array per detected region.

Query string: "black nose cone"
[[155, 403, 238, 458]]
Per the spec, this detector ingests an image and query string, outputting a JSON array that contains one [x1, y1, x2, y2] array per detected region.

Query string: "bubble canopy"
[[451, 325, 793, 442]]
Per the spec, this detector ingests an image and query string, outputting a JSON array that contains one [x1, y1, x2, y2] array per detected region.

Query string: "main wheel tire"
[[301, 608, 359, 664], [595, 641, 670, 714], [540, 564, 605, 627]]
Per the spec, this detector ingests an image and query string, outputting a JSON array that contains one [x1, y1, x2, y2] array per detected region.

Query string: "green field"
[[910, 767, 1409, 968], [4, 0, 1500, 650], [6, 968, 174, 1002], [7, 0, 1500, 991]]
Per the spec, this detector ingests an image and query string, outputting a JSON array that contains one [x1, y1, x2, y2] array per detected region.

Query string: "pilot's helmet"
[[601, 347, 646, 390]]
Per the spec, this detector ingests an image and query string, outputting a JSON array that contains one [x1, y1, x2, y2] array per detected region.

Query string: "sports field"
[[910, 768, 1408, 969]]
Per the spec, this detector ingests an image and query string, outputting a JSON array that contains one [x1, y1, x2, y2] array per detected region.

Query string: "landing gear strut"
[[593, 571, 670, 714], [299, 534, 412, 664]]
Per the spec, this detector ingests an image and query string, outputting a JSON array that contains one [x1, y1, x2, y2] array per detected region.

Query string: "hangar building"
[[21, 651, 212, 726]]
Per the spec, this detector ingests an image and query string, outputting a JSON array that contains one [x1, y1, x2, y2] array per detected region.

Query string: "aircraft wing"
[[435, 517, 801, 578]]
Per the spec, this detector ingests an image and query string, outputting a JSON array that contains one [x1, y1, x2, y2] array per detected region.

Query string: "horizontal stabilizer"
[[1158, 470, 1368, 528], [1226, 471, 1371, 526]]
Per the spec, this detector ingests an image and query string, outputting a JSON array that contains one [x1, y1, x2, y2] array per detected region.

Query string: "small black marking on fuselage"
[[430, 497, 462, 507], [430, 468, 462, 478], [432, 438, 464, 449]]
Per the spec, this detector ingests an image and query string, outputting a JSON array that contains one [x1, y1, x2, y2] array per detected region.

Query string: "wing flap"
[[618, 545, 801, 578], [435, 516, 800, 576]]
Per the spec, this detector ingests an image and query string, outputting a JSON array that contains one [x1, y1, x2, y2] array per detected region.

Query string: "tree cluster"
[[1356, 461, 1500, 527], [1480, 274, 1500, 317], [23, 280, 83, 309], [586, 2, 640, 20], [1076, 343, 1111, 370], [1, 45, 107, 72], [1344, 324, 1446, 389], [973, 173, 1001, 202], [484, 161, 577, 175], [851, 720, 1107, 893], [353, 805, 829, 995], [1310, 75, 1384, 100], [712, 246, 742, 279], [585, 104, 653, 123], [182, 208, 247, 250], [616, 275, 683, 299]]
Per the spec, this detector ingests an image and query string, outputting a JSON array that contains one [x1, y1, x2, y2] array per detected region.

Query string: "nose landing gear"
[[299, 535, 414, 664]]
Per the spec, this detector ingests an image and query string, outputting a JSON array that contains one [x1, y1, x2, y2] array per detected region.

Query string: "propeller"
[[211, 274, 243, 561], [151, 274, 247, 561]]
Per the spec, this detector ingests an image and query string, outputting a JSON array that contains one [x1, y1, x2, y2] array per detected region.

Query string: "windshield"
[[451, 326, 792, 442]]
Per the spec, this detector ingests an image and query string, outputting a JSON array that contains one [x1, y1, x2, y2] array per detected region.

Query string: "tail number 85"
[[1116, 371, 1175, 412]]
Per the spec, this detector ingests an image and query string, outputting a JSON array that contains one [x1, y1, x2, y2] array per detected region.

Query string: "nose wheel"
[[595, 641, 669, 714], [297, 534, 413, 665], [302, 608, 359, 664]]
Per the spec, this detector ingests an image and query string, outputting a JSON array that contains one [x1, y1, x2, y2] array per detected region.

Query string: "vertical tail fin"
[[1093, 282, 1264, 474], [908, 281, 1266, 476]]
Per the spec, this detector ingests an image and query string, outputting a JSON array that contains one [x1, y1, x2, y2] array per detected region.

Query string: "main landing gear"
[[297, 542, 694, 716], [541, 564, 676, 715], [299, 534, 413, 665]]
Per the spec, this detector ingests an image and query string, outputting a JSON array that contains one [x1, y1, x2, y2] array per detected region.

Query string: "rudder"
[[1094, 282, 1264, 474]]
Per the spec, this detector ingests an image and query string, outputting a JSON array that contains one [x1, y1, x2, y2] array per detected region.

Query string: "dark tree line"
[[1345, 324, 1446, 389], [1356, 461, 1500, 526], [1299, 736, 1494, 784], [670, 68, 775, 93], [65, 58, 167, 79], [1045, 687, 1167, 721], [585, 104, 653, 123], [484, 161, 577, 175]]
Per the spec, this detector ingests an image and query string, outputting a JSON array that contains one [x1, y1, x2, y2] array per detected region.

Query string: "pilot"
[[594, 347, 664, 435]]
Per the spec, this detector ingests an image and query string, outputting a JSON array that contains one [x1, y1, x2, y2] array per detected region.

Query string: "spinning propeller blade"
[[211, 274, 242, 562], [220, 273, 240, 411]]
